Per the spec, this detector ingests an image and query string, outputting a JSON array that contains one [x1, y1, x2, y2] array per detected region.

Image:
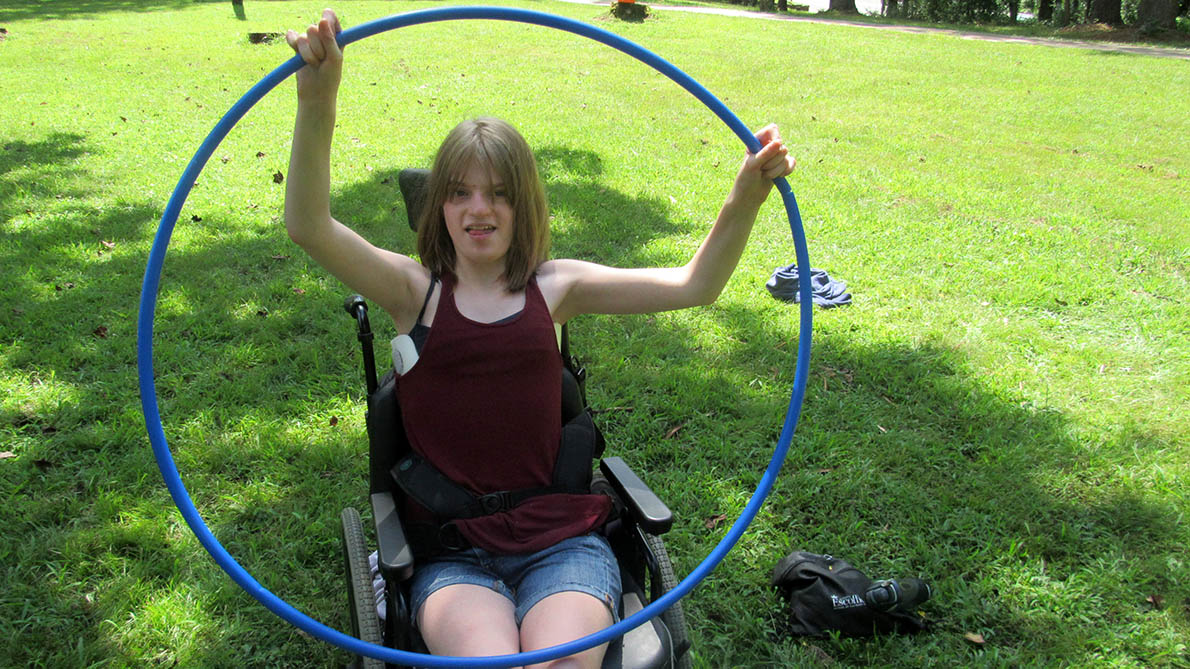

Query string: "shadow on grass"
[[0, 132, 88, 180], [594, 299, 1186, 664], [2, 130, 1183, 666], [0, 0, 225, 22], [0, 139, 691, 666], [0, 130, 357, 665]]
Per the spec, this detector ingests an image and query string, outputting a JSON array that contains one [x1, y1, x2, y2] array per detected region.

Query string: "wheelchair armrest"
[[599, 456, 673, 535], [370, 491, 415, 582]]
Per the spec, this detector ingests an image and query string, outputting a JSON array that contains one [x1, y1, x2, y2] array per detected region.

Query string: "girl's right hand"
[[286, 8, 343, 102]]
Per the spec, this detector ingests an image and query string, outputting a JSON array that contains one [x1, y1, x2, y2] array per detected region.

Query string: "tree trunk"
[[829, 0, 859, 12], [1057, 0, 1080, 24], [1039, 0, 1054, 19], [1136, 0, 1178, 27], [778, 0, 788, 10], [1089, 0, 1122, 23], [1008, 0, 1020, 20]]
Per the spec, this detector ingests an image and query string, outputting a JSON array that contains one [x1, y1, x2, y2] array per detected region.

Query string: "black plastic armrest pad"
[[600, 456, 673, 535], [370, 492, 415, 582]]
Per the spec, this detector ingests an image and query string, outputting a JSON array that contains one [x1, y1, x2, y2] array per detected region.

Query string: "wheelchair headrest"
[[398, 168, 430, 232]]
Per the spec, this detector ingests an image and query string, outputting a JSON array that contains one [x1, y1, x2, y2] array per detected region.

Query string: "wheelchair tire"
[[340, 507, 385, 669], [643, 532, 693, 669]]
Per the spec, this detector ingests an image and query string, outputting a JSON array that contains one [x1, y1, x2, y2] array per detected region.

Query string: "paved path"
[[560, 0, 1190, 60]]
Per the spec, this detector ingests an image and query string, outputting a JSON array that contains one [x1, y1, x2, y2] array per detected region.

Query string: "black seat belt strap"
[[392, 453, 574, 520]]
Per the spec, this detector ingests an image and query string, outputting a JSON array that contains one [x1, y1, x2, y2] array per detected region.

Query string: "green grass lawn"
[[1, 1, 1187, 667]]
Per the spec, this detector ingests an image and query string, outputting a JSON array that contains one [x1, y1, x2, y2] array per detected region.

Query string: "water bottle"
[[863, 578, 932, 613]]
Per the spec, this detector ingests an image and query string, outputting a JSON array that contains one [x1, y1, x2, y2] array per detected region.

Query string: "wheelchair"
[[336, 169, 693, 669]]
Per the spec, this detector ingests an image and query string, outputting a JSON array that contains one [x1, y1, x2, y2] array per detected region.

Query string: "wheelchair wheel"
[[643, 532, 693, 669], [340, 507, 385, 669]]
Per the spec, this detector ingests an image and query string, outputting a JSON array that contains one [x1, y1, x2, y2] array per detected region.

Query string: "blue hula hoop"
[[137, 6, 812, 667]]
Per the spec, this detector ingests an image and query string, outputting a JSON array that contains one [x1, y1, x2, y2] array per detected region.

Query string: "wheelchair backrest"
[[365, 362, 590, 496]]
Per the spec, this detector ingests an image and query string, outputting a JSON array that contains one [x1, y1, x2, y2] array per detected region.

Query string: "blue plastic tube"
[[137, 7, 812, 667]]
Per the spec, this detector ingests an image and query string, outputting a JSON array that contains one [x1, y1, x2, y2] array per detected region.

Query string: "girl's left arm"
[[543, 124, 795, 323]]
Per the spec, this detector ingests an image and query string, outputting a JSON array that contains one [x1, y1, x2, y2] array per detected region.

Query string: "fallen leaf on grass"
[[292, 288, 306, 295], [804, 644, 835, 667], [1146, 594, 1164, 610], [329, 416, 339, 427], [820, 365, 854, 384], [664, 423, 685, 439], [93, 326, 108, 338], [100, 240, 115, 249], [272, 171, 284, 184], [704, 514, 728, 530], [0, 451, 16, 460], [964, 632, 985, 644]]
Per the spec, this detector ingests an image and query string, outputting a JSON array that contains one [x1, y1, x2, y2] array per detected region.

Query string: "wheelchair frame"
[[337, 296, 692, 669]]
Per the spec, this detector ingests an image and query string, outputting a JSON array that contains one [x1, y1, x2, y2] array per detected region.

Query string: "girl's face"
[[442, 161, 515, 272]]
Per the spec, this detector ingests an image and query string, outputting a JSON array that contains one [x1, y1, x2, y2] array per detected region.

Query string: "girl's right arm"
[[284, 9, 428, 329]]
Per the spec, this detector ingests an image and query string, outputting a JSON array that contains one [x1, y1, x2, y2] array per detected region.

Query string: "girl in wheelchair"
[[285, 9, 795, 668]]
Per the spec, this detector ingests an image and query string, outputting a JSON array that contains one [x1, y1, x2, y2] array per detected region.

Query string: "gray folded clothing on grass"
[[766, 265, 851, 308]]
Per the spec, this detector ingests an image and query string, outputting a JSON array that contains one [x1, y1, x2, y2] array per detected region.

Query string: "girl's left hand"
[[744, 124, 796, 183]]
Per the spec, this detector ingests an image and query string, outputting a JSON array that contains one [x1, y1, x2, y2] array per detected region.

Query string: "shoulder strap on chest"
[[414, 273, 439, 326]]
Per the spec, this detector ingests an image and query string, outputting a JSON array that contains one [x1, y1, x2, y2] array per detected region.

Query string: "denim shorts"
[[409, 533, 622, 626]]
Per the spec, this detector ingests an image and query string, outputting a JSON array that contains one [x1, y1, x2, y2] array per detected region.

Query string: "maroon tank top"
[[396, 273, 611, 554]]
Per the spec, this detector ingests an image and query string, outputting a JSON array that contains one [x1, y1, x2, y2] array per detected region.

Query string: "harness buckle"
[[477, 491, 512, 515]]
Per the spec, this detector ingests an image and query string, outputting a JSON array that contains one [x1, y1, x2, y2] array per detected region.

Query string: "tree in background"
[[1055, 0, 1080, 24], [1136, 0, 1179, 27], [1089, 0, 1123, 23], [1085, 0, 1118, 20], [1090, 0, 1118, 22], [737, 0, 1184, 26]]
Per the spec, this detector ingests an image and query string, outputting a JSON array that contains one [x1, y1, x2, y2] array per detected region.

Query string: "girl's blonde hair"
[[416, 117, 549, 292]]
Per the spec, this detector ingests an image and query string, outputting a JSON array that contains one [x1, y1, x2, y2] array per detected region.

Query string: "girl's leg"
[[519, 591, 614, 669], [418, 583, 520, 658]]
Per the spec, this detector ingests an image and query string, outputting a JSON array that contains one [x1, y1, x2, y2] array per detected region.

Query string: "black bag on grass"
[[770, 551, 931, 637]]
